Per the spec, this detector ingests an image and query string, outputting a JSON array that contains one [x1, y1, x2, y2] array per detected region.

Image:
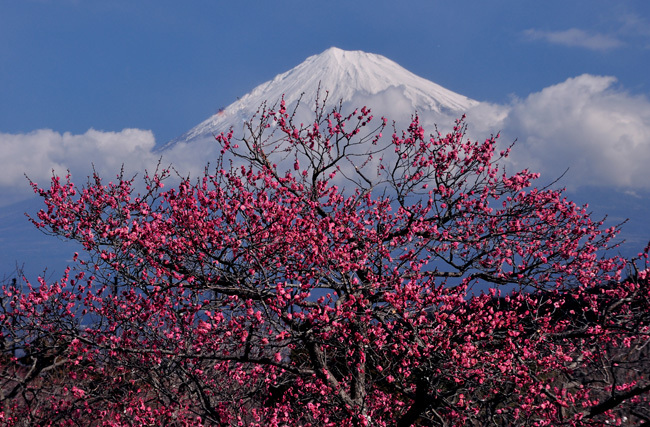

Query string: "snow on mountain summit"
[[166, 47, 478, 147], [246, 47, 477, 113]]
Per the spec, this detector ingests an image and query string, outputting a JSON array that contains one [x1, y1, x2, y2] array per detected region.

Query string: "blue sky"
[[1, 0, 650, 277], [2, 0, 649, 142]]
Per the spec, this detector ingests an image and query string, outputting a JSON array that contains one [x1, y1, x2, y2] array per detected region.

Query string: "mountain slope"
[[165, 47, 478, 147]]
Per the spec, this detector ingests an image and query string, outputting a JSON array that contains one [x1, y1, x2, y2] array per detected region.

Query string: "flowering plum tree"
[[1, 96, 648, 426]]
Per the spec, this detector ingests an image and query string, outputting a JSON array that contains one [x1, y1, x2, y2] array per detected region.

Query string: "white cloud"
[[524, 28, 623, 51], [468, 74, 650, 190], [3, 73, 650, 209], [0, 128, 159, 206]]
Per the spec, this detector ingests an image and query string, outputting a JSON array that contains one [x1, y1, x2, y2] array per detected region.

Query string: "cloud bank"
[[0, 128, 159, 206], [2, 74, 650, 207], [468, 74, 650, 190]]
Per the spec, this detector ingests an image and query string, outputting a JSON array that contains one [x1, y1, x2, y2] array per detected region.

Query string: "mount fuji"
[[158, 48, 648, 261], [2, 47, 647, 283], [164, 47, 479, 149]]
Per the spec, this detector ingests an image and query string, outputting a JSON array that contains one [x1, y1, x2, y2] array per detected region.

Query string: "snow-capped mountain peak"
[[166, 47, 478, 146]]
